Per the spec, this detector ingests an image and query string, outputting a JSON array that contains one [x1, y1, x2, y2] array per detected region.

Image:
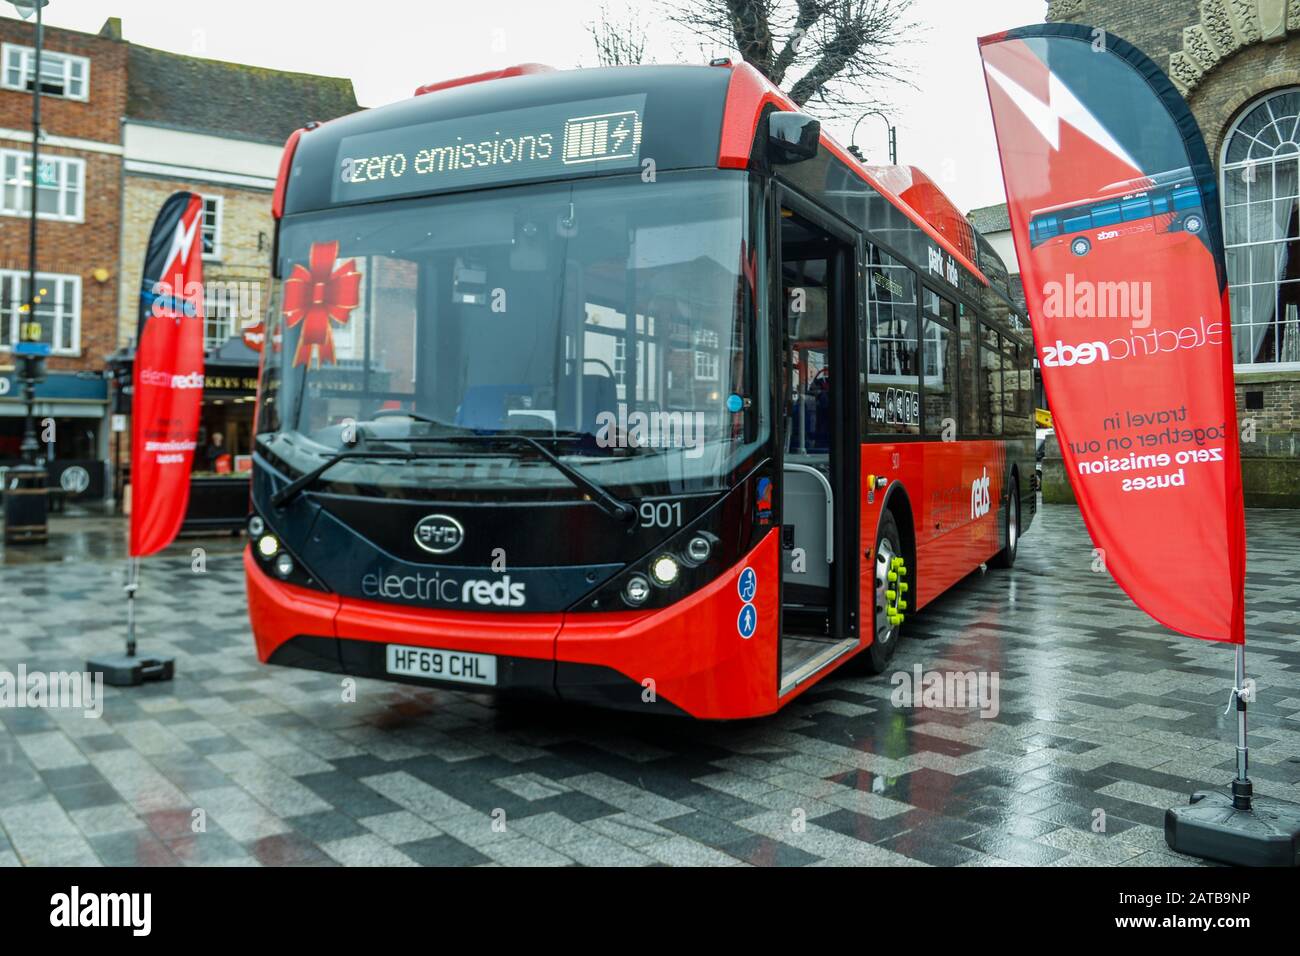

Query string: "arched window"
[[1222, 89, 1300, 366]]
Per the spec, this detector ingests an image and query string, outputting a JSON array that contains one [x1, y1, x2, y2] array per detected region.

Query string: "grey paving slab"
[[0, 505, 1296, 866]]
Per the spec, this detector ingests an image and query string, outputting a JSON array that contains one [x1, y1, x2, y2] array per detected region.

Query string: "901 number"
[[640, 501, 683, 529]]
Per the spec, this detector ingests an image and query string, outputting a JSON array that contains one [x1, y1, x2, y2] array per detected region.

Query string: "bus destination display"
[[333, 95, 646, 202]]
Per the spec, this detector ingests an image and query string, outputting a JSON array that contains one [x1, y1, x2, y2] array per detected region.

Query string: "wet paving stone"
[[0, 504, 1297, 865]]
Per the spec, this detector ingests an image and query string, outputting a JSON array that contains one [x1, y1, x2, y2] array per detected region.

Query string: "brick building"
[[972, 0, 1300, 506], [0, 15, 126, 489]]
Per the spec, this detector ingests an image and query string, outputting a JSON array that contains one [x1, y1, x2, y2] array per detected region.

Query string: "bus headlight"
[[685, 535, 712, 564], [257, 534, 280, 558], [650, 554, 680, 587], [274, 552, 295, 579], [248, 515, 265, 537], [623, 574, 651, 606]]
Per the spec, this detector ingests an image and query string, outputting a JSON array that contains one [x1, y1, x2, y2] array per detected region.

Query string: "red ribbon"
[[283, 240, 361, 367]]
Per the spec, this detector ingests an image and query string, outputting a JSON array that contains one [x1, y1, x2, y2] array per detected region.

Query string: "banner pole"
[[125, 556, 139, 658], [1232, 643, 1251, 810]]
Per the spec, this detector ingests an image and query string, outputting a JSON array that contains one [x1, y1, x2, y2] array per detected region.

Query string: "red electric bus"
[[1028, 166, 1206, 258], [245, 61, 1036, 719]]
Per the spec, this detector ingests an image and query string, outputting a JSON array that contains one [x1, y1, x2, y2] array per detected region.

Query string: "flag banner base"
[[85, 654, 175, 687], [1165, 789, 1300, 867]]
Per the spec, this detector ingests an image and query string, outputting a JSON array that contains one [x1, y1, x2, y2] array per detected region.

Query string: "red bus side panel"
[[859, 441, 1012, 624]]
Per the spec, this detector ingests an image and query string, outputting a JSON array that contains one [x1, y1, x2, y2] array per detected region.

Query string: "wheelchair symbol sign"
[[737, 567, 757, 603], [737, 603, 757, 639]]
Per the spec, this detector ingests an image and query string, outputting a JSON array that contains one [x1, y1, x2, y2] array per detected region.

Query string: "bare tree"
[[668, 0, 917, 112], [586, 2, 651, 66]]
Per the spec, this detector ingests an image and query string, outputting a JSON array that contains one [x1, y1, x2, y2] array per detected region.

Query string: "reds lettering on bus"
[[361, 569, 526, 608]]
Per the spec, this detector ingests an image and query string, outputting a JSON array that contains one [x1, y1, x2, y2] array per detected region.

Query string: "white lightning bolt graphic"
[[984, 59, 1138, 170], [165, 211, 201, 271], [610, 118, 630, 150]]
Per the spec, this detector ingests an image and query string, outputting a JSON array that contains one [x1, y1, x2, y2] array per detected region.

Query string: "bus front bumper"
[[244, 531, 781, 720]]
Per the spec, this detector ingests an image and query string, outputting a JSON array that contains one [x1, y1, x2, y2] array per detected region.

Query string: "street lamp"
[[850, 109, 897, 165], [3, 0, 50, 545]]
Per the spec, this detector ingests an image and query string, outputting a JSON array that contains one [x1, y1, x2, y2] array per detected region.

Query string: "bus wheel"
[[1070, 236, 1091, 256], [991, 476, 1019, 568], [1183, 213, 1204, 234], [866, 510, 907, 674]]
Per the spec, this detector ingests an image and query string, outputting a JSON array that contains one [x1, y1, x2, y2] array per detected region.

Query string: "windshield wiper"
[[272, 427, 636, 523], [436, 433, 636, 523], [272, 448, 434, 508]]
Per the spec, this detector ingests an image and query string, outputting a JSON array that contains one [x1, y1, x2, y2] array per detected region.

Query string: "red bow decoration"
[[283, 240, 361, 367]]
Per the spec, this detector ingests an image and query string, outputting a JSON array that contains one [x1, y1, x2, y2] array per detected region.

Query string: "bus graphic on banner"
[[1027, 167, 1206, 257]]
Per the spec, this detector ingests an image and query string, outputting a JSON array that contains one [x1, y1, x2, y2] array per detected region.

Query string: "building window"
[[0, 271, 81, 355], [693, 328, 719, 381], [2, 44, 89, 100], [201, 195, 222, 259], [204, 288, 235, 351], [1222, 88, 1300, 367], [0, 149, 84, 222]]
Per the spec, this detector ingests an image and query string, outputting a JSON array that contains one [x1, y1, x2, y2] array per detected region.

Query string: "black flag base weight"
[[85, 653, 175, 687], [1166, 782, 1300, 867]]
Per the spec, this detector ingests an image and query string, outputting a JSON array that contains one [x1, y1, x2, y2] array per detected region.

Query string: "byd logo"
[[414, 514, 463, 555], [970, 467, 991, 519]]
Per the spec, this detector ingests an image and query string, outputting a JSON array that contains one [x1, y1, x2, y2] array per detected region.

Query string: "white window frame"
[[200, 195, 223, 261], [1, 43, 90, 101], [203, 286, 235, 351], [0, 148, 85, 222], [0, 270, 82, 356], [1220, 86, 1300, 372]]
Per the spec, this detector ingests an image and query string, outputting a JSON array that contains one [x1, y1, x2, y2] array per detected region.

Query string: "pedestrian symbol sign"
[[737, 603, 757, 639]]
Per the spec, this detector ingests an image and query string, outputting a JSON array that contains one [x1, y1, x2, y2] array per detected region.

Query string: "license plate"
[[385, 644, 497, 686]]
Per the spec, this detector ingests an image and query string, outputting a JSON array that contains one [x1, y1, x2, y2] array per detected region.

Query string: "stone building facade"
[[980, 0, 1300, 506]]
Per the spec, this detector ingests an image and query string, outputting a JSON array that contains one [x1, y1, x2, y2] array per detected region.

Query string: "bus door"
[[775, 191, 860, 695]]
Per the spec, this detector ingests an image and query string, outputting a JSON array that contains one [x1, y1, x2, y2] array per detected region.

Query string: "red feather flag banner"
[[978, 25, 1245, 645], [130, 192, 207, 558], [89, 192, 204, 687], [979, 25, 1300, 868]]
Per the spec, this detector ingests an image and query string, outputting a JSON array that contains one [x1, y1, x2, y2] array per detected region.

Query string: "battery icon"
[[562, 110, 642, 164]]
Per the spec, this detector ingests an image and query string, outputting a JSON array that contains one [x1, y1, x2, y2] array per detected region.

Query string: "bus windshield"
[[256, 170, 766, 499]]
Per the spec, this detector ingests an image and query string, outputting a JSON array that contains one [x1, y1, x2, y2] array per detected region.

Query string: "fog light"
[[685, 535, 711, 563], [248, 515, 264, 537], [274, 552, 295, 579], [650, 554, 679, 586], [257, 534, 279, 558], [623, 574, 651, 606]]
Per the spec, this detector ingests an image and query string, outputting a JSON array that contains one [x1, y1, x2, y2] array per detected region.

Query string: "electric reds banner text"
[[979, 25, 1245, 643], [130, 192, 206, 558]]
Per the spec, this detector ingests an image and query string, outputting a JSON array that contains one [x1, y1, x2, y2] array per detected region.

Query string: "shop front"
[[0, 368, 109, 510], [109, 337, 258, 532]]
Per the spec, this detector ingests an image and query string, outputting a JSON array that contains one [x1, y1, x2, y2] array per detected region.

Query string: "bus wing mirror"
[[768, 112, 820, 165]]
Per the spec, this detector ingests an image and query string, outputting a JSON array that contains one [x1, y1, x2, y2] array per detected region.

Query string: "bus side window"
[[1091, 202, 1122, 227], [921, 290, 957, 438], [981, 324, 1002, 437], [959, 306, 980, 437], [1121, 197, 1152, 221], [1172, 186, 1200, 211], [1063, 212, 1090, 233], [864, 244, 920, 436]]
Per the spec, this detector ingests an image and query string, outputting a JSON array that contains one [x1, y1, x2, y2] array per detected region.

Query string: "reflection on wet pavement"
[[0, 503, 1297, 866]]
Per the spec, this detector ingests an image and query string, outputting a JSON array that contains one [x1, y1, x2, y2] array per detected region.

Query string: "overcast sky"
[[22, 0, 1047, 212]]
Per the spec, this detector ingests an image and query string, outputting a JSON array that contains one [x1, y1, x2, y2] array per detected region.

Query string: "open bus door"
[[774, 189, 861, 697]]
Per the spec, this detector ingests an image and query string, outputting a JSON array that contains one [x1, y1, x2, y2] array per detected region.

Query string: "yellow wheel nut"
[[899, 600, 908, 610], [888, 571, 897, 582], [886, 589, 896, 601], [900, 582, 909, 593]]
